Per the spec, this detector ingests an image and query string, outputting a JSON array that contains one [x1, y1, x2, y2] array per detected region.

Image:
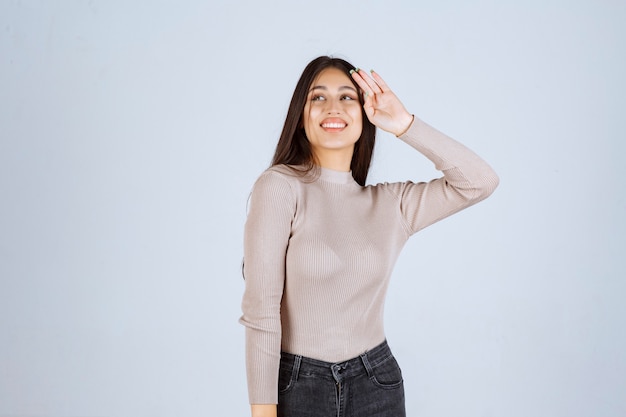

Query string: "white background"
[[1, 1, 625, 416]]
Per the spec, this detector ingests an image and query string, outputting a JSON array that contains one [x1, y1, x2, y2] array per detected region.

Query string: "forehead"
[[310, 67, 353, 88]]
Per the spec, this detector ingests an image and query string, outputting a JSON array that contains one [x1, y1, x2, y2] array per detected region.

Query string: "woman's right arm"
[[251, 404, 277, 417], [240, 170, 295, 409]]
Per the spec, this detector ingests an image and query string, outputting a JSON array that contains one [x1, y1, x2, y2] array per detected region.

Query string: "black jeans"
[[278, 340, 406, 417]]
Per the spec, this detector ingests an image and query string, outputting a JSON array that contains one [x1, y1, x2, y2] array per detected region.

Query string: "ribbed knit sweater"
[[239, 117, 499, 404]]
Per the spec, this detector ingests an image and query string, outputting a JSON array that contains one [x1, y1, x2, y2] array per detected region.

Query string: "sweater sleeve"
[[389, 116, 499, 235], [239, 170, 295, 404]]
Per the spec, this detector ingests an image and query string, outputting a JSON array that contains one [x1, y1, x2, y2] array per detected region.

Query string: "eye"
[[311, 94, 326, 101], [341, 95, 357, 101]]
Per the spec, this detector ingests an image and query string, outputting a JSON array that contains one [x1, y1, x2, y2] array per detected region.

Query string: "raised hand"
[[350, 69, 414, 137]]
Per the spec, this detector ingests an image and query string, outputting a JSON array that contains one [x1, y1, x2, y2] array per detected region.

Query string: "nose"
[[326, 98, 342, 114]]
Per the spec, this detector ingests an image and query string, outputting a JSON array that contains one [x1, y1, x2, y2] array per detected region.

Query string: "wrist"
[[251, 404, 277, 417], [394, 113, 415, 137]]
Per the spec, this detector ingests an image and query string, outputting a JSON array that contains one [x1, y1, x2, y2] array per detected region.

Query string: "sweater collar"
[[318, 166, 355, 185]]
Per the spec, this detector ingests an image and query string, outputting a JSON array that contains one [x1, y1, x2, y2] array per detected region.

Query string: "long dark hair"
[[271, 56, 376, 186]]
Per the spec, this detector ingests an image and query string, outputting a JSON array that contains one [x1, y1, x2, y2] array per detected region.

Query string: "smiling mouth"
[[321, 122, 347, 129]]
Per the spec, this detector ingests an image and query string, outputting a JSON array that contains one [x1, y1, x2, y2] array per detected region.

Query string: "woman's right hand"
[[251, 404, 277, 417]]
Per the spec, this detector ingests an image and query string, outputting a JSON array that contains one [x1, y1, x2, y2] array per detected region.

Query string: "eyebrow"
[[309, 85, 358, 93]]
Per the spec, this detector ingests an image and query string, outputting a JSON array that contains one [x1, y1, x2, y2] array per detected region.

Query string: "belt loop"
[[360, 352, 374, 378], [293, 355, 302, 381]]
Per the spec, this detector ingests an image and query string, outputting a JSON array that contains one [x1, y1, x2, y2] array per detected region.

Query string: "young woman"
[[240, 56, 499, 417]]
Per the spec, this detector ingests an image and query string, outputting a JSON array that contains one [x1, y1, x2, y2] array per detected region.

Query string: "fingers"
[[350, 68, 390, 98], [349, 70, 371, 99], [360, 70, 383, 95], [369, 70, 391, 92]]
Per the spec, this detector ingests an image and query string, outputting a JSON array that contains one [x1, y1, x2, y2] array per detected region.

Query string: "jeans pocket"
[[370, 355, 404, 389], [278, 363, 296, 394]]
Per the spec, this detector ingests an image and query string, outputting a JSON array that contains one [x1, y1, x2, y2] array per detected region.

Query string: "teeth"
[[322, 123, 346, 128]]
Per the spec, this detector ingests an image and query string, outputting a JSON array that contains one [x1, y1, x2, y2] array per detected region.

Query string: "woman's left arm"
[[351, 68, 499, 233]]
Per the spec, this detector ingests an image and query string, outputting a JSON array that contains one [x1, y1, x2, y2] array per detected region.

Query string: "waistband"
[[280, 340, 394, 383]]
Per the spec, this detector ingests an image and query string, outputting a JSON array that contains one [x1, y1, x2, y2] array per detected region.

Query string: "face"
[[302, 67, 363, 164]]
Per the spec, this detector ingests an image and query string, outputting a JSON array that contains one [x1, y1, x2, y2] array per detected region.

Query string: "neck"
[[312, 147, 354, 172]]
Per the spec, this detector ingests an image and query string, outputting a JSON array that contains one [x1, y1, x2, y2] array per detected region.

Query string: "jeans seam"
[[293, 355, 302, 382]]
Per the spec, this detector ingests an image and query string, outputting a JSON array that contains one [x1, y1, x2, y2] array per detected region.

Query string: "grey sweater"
[[240, 117, 499, 404]]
